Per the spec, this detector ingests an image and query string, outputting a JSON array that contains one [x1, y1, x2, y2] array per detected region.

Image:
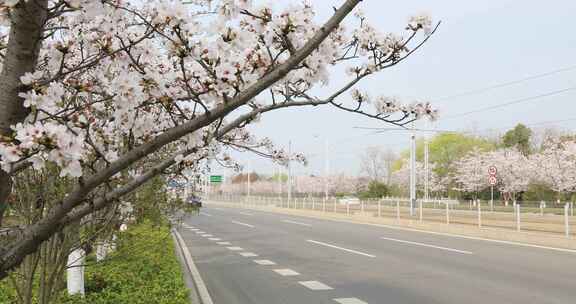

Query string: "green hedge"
[[58, 222, 189, 304], [0, 280, 17, 303]]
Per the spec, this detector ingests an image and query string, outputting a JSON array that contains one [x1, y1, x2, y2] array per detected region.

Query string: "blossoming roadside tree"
[[0, 0, 438, 279]]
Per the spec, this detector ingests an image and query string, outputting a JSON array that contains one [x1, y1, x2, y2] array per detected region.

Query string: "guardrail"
[[207, 195, 574, 238]]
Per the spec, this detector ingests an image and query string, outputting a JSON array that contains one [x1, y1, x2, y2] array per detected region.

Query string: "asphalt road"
[[178, 203, 576, 304]]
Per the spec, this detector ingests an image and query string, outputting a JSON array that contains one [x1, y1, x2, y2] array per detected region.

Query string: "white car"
[[338, 197, 360, 205]]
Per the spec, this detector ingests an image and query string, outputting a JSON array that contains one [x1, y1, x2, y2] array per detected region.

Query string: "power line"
[[439, 86, 576, 121], [355, 117, 576, 136], [432, 64, 576, 103]]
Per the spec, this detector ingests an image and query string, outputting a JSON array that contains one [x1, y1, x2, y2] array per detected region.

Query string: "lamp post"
[[409, 123, 416, 216]]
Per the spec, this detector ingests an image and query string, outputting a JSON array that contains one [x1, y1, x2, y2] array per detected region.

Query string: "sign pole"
[[490, 186, 494, 212]]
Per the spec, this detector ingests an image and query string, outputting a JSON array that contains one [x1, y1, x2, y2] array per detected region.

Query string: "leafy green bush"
[[358, 181, 389, 199], [0, 279, 17, 303], [58, 222, 189, 304]]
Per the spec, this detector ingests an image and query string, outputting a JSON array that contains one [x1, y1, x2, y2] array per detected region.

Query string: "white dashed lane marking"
[[227, 247, 244, 251], [238, 211, 253, 216], [253, 260, 276, 265], [200, 212, 213, 216], [217, 242, 231, 245], [282, 219, 312, 227], [273, 269, 300, 276], [208, 238, 221, 241], [238, 252, 258, 257], [195, 231, 205, 234], [380, 237, 473, 255], [307, 240, 376, 258], [298, 281, 333, 290], [333, 298, 369, 304], [202, 234, 214, 237], [231, 220, 255, 228]]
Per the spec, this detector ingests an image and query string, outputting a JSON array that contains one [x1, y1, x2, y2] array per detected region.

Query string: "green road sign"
[[210, 175, 223, 183]]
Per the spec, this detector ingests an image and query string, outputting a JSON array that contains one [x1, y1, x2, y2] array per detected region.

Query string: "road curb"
[[172, 228, 214, 304]]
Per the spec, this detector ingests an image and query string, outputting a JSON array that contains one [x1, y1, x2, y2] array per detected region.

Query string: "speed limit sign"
[[488, 166, 497, 176], [488, 176, 497, 185]]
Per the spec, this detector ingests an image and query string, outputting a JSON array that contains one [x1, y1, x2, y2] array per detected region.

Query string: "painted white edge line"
[[380, 236, 473, 255], [282, 219, 312, 227], [363, 222, 576, 255], [258, 208, 576, 255], [172, 229, 214, 304], [231, 220, 255, 228], [307, 240, 376, 258], [210, 202, 576, 254]]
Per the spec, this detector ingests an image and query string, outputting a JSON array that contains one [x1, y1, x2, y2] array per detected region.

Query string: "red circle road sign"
[[488, 176, 497, 186], [488, 166, 497, 176]]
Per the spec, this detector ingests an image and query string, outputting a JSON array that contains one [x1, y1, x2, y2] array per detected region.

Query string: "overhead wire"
[[431, 64, 576, 103], [438, 86, 576, 121]]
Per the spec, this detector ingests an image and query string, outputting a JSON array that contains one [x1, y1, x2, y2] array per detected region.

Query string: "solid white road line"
[[273, 269, 300, 276], [172, 230, 214, 304], [200, 212, 213, 216], [380, 237, 473, 255], [227, 246, 244, 251], [231, 220, 255, 228], [298, 281, 333, 290], [282, 219, 312, 227], [253, 259, 276, 265], [217, 241, 231, 245], [310, 217, 576, 255], [208, 238, 221, 241], [239, 252, 259, 257], [238, 211, 253, 216], [307, 240, 376, 258], [333, 298, 369, 304]]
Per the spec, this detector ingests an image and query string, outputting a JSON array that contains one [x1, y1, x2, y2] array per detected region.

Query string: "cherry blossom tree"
[[0, 0, 438, 278], [530, 139, 576, 198], [486, 149, 531, 195], [453, 148, 489, 196], [453, 148, 532, 200]]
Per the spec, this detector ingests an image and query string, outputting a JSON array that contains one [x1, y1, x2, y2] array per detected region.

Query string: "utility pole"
[[287, 141, 292, 203], [424, 120, 430, 203], [204, 159, 210, 198], [324, 139, 329, 201], [246, 161, 251, 198], [276, 164, 282, 196], [409, 122, 416, 216]]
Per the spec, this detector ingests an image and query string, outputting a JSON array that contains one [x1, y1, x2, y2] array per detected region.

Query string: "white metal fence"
[[207, 194, 574, 238]]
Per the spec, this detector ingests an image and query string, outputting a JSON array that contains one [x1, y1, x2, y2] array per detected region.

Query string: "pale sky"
[[218, 0, 576, 178]]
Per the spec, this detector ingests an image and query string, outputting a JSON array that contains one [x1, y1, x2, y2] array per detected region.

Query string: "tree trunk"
[[0, 0, 49, 228]]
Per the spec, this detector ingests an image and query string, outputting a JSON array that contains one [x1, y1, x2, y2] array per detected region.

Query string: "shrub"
[[57, 222, 189, 304]]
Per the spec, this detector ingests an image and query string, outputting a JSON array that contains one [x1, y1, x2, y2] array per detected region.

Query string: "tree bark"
[[0, 0, 361, 280], [0, 1, 49, 227]]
